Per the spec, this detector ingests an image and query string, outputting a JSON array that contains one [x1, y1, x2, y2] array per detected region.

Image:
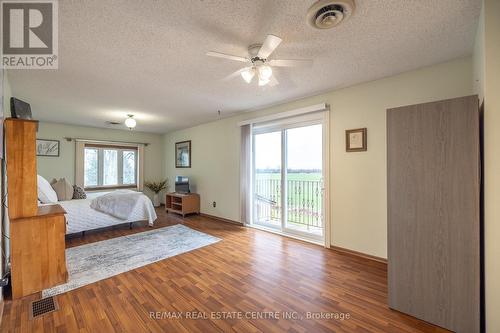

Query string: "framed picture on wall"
[[36, 139, 60, 157], [346, 128, 367, 152], [175, 140, 191, 168]]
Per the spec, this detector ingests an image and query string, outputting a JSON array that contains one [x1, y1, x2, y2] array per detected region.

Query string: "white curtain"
[[240, 124, 252, 225], [138, 144, 145, 191], [74, 141, 85, 187]]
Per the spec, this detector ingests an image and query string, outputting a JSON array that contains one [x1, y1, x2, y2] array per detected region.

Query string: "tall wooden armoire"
[[387, 95, 480, 333], [5, 118, 68, 299]]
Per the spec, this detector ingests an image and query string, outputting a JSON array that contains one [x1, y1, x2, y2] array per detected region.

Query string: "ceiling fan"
[[206, 34, 312, 87]]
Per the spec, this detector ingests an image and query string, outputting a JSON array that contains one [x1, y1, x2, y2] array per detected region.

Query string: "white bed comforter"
[[90, 190, 144, 220], [57, 192, 157, 234]]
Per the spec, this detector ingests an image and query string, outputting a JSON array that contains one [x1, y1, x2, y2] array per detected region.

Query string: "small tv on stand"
[[175, 176, 190, 194]]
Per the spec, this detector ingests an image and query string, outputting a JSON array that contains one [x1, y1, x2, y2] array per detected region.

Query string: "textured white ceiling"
[[8, 0, 481, 133]]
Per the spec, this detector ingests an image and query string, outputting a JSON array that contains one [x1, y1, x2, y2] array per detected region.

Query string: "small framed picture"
[[346, 128, 367, 152], [175, 140, 191, 168], [36, 139, 60, 157]]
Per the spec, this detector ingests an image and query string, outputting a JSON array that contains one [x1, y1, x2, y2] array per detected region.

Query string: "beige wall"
[[476, 0, 500, 331], [36, 122, 165, 198], [473, 5, 485, 102], [2, 71, 11, 117], [164, 57, 473, 258]]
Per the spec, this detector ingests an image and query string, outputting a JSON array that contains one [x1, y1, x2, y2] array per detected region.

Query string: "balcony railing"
[[254, 176, 323, 229]]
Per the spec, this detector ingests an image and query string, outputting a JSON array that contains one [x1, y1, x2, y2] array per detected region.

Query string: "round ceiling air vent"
[[306, 0, 355, 29]]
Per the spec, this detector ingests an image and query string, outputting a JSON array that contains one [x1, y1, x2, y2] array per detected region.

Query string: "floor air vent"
[[30, 297, 59, 319]]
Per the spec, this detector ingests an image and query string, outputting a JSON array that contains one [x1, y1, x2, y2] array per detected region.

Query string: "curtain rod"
[[63, 137, 149, 146]]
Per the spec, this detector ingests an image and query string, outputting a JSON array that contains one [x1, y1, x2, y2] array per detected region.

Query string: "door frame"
[[250, 111, 330, 247]]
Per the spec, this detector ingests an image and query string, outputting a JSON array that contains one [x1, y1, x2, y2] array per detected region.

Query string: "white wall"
[[36, 122, 166, 198], [164, 57, 473, 258], [475, 0, 500, 331], [1, 70, 12, 304]]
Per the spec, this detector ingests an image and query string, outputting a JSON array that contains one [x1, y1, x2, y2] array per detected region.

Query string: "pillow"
[[37, 175, 58, 203], [72, 185, 87, 199], [51, 178, 74, 201]]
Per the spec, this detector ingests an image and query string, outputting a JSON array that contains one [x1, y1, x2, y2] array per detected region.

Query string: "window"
[[83, 145, 138, 189]]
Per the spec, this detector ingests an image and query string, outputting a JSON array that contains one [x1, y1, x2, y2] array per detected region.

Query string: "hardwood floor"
[[1, 208, 450, 333]]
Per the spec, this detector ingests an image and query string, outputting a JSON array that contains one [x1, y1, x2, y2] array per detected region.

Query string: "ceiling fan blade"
[[206, 51, 248, 63], [223, 67, 252, 81], [268, 59, 313, 67], [257, 35, 282, 59], [268, 75, 279, 87]]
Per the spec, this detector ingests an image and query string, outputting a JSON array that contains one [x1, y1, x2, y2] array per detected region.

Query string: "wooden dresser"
[[5, 118, 68, 299]]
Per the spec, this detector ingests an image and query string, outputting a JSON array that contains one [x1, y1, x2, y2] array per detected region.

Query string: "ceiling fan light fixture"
[[258, 65, 273, 80], [258, 77, 270, 86], [207, 34, 310, 88], [125, 114, 136, 129], [241, 68, 255, 83]]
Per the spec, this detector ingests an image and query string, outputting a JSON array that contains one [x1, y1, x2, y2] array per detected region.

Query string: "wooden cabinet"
[[10, 206, 68, 299], [5, 118, 38, 219], [387, 96, 480, 333], [5, 118, 68, 299], [165, 193, 200, 217]]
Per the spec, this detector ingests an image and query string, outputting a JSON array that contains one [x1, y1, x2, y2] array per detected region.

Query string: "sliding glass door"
[[252, 120, 325, 242], [253, 130, 282, 229], [284, 124, 323, 237]]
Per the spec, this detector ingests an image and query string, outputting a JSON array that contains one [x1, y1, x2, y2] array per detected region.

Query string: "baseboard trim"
[[199, 213, 244, 226], [329, 245, 387, 264], [248, 224, 324, 246]]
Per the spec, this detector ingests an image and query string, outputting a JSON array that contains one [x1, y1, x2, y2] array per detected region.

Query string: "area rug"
[[42, 224, 221, 297]]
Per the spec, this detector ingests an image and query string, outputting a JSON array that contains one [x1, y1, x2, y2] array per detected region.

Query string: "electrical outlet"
[[212, 201, 216, 208]]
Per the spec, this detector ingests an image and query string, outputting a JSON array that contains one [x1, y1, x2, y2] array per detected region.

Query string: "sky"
[[254, 124, 322, 170]]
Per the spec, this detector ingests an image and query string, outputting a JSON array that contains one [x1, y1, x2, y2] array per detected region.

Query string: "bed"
[[55, 194, 157, 235], [37, 175, 157, 234]]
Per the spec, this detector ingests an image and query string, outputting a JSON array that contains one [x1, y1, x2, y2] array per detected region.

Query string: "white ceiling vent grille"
[[307, 0, 355, 29]]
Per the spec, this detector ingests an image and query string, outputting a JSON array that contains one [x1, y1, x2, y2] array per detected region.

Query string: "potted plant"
[[144, 179, 168, 207]]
